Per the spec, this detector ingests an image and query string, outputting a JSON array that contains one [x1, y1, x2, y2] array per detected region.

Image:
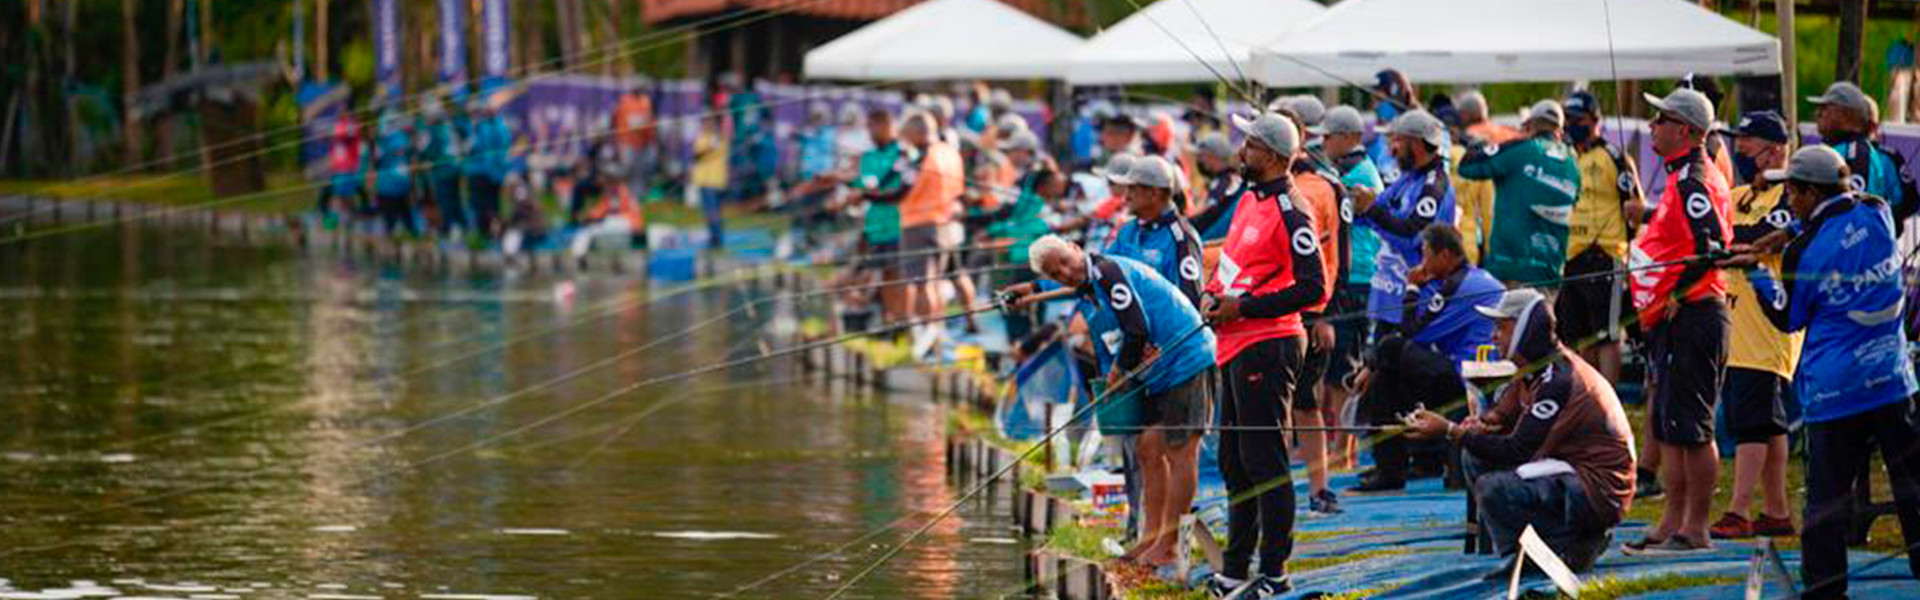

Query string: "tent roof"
[[803, 0, 1085, 80], [1067, 0, 1324, 85], [1248, 0, 1780, 86]]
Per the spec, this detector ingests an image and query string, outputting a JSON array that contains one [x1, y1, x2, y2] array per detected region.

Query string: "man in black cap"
[[1100, 114, 1144, 167], [1367, 69, 1420, 181], [1557, 90, 1641, 386]]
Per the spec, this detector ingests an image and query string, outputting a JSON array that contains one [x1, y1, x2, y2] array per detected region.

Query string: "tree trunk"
[[556, 0, 580, 71], [63, 0, 80, 174], [315, 0, 329, 81], [523, 2, 546, 76], [123, 0, 143, 166], [1836, 0, 1866, 84], [600, 0, 625, 76]]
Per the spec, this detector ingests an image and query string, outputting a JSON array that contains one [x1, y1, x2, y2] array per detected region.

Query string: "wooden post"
[[1778, 0, 1798, 147], [1836, 0, 1867, 86]]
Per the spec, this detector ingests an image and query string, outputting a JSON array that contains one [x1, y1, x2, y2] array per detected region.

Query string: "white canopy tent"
[[803, 0, 1085, 81], [1247, 0, 1780, 87], [1066, 0, 1325, 85]]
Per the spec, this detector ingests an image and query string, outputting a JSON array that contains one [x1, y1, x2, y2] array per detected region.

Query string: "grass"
[[1047, 521, 1125, 562], [1571, 573, 1740, 600], [1618, 403, 1908, 554], [1123, 580, 1209, 600]]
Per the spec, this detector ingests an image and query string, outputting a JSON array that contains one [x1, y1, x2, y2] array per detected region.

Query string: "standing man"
[[1319, 104, 1386, 471], [1709, 111, 1800, 541], [1457, 99, 1580, 287], [1450, 90, 1520, 264], [845, 108, 913, 325], [1622, 88, 1733, 555], [1276, 105, 1350, 516], [1025, 235, 1216, 574], [372, 110, 419, 237], [420, 98, 467, 237], [1353, 110, 1455, 364], [1202, 113, 1325, 599], [1189, 133, 1246, 241], [467, 96, 514, 240], [614, 83, 657, 200], [1736, 145, 1920, 599], [693, 111, 733, 249], [1809, 81, 1918, 227], [1557, 90, 1640, 383], [898, 112, 966, 353]]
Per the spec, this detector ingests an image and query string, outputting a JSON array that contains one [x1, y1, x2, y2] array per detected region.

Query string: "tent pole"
[[1777, 0, 1797, 149]]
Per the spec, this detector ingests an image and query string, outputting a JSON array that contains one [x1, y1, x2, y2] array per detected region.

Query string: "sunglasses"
[[1651, 113, 1686, 128]]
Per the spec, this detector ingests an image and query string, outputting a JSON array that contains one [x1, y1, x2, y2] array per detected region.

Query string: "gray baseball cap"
[[1525, 99, 1565, 128], [1316, 106, 1367, 135], [1475, 288, 1547, 320], [1122, 155, 1178, 190], [1389, 109, 1448, 150], [1195, 132, 1236, 159], [1763, 145, 1849, 186], [1002, 129, 1040, 153], [1643, 88, 1714, 131], [1231, 112, 1301, 156], [1456, 90, 1489, 119], [1101, 153, 1140, 183], [1276, 95, 1326, 128], [1807, 81, 1874, 118]]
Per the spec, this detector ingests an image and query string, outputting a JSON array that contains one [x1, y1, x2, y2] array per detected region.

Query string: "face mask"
[[1733, 151, 1760, 184], [1564, 123, 1594, 145]]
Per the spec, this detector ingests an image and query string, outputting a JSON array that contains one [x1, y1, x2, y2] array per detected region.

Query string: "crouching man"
[[1026, 234, 1218, 573], [1404, 289, 1636, 574]]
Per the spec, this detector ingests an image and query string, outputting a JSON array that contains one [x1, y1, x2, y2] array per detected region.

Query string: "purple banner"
[[436, 0, 466, 88], [509, 76, 644, 167], [370, 0, 401, 98], [481, 0, 511, 88]]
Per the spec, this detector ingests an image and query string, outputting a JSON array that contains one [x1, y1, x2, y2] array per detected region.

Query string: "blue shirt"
[[1749, 193, 1918, 423], [1404, 266, 1503, 362], [1073, 255, 1217, 395], [1103, 208, 1205, 307], [797, 125, 838, 180], [373, 119, 412, 197], [1828, 136, 1915, 219], [1338, 150, 1387, 286], [1362, 161, 1455, 323], [470, 115, 514, 182]]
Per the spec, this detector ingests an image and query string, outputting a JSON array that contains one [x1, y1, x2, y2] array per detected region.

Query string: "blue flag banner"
[[481, 0, 512, 90], [437, 0, 466, 89], [371, 0, 401, 99]]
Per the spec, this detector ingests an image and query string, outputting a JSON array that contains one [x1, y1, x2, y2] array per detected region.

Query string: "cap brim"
[[1474, 305, 1512, 319], [1641, 92, 1672, 114], [1805, 95, 1834, 105], [1229, 113, 1259, 137], [1761, 168, 1791, 183]]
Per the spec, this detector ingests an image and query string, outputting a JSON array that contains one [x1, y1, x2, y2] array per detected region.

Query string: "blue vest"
[[1406, 266, 1503, 362], [1077, 255, 1216, 395], [1367, 164, 1457, 323], [1103, 209, 1205, 306]]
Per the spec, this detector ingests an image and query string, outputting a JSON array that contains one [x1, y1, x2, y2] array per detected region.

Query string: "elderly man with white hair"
[[1022, 233, 1217, 576]]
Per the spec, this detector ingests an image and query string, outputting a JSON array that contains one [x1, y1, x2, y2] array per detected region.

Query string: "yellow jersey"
[[1450, 144, 1495, 264], [1724, 183, 1802, 376], [1565, 141, 1638, 262]]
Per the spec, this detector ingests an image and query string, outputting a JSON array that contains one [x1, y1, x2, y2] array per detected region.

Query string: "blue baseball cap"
[[1565, 91, 1599, 117], [1727, 111, 1788, 144]]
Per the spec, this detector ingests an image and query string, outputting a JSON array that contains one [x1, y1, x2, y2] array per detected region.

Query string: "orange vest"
[[899, 143, 964, 228]]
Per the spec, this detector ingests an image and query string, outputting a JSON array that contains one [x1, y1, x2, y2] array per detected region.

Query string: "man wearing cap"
[[1368, 69, 1420, 182], [838, 108, 914, 324], [1451, 90, 1522, 264], [1404, 288, 1636, 576], [420, 98, 467, 237], [1457, 99, 1581, 287], [1353, 110, 1456, 359], [467, 97, 515, 239], [1557, 90, 1642, 385], [1674, 74, 1737, 185], [1202, 112, 1326, 598], [1190, 133, 1247, 242], [1811, 81, 1918, 227], [1100, 114, 1144, 168], [1623, 87, 1733, 555], [1276, 104, 1355, 516], [1319, 104, 1388, 471], [1731, 145, 1920, 598], [1707, 111, 1801, 541]]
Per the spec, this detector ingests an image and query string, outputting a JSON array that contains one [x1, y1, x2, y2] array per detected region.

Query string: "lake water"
[[0, 226, 1026, 599]]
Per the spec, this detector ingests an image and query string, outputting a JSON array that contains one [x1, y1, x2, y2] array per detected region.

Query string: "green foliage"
[[1572, 573, 1740, 600], [1045, 520, 1123, 561]]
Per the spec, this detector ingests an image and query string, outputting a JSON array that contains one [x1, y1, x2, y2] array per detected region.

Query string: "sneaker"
[[1308, 489, 1343, 516], [1246, 574, 1293, 599], [1752, 514, 1796, 537], [1206, 574, 1249, 599], [1349, 472, 1406, 494], [1709, 512, 1754, 540], [1565, 531, 1614, 572]]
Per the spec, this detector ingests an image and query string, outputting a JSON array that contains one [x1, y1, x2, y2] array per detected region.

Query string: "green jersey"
[[1457, 135, 1581, 283], [856, 142, 912, 245]]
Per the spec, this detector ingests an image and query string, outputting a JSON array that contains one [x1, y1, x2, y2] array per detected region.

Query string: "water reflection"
[[0, 228, 1024, 598]]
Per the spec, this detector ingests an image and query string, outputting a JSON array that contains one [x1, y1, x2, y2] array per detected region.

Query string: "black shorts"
[[1147, 372, 1214, 447], [1723, 367, 1790, 444], [1556, 246, 1628, 345], [862, 241, 901, 272], [1296, 340, 1329, 412], [1325, 284, 1372, 390], [900, 225, 944, 279], [1648, 298, 1729, 446]]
